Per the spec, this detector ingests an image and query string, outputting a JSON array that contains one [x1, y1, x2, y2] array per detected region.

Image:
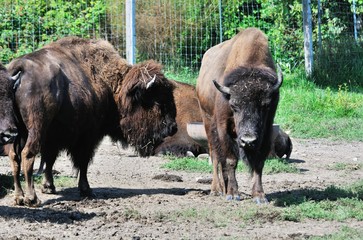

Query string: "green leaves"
[[0, 0, 106, 63]]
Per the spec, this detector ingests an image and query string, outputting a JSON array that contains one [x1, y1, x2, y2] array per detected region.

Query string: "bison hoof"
[[226, 195, 241, 201], [14, 196, 25, 206], [253, 196, 269, 205], [210, 191, 222, 197], [24, 197, 42, 207], [41, 185, 56, 194]]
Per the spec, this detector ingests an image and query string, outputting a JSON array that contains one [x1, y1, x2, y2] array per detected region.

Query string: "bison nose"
[[239, 136, 257, 149]]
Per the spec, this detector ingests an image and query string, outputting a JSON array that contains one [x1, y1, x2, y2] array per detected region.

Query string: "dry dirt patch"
[[0, 137, 362, 239]]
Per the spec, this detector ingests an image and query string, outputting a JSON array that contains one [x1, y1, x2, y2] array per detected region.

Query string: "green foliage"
[[0, 0, 106, 63], [221, 0, 303, 73], [312, 38, 363, 90]]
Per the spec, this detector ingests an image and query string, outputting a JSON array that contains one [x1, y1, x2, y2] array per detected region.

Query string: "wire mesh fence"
[[1, 0, 362, 81]]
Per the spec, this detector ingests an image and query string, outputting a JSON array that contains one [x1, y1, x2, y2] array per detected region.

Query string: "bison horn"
[[11, 71, 21, 81], [272, 65, 283, 91], [146, 74, 156, 89], [11, 71, 22, 90], [213, 79, 231, 97]]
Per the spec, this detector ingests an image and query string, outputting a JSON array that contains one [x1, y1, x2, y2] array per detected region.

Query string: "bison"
[[154, 80, 207, 157], [196, 28, 282, 203], [269, 126, 293, 159], [0, 37, 177, 206]]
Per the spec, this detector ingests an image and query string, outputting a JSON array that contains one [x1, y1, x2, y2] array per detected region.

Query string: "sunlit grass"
[[161, 156, 299, 175]]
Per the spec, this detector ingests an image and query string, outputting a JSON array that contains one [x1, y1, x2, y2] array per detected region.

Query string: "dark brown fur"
[[269, 128, 293, 159], [155, 80, 207, 157], [196, 28, 282, 203], [0, 37, 177, 206]]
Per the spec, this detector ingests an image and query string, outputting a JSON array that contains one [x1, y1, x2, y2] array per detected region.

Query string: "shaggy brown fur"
[[155, 80, 207, 157], [1, 36, 177, 206], [196, 28, 282, 203]]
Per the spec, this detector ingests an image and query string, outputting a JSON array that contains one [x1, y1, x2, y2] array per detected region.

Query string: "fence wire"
[[1, 0, 362, 76]]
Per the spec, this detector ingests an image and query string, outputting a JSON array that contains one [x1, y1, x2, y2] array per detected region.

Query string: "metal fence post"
[[126, 0, 136, 64], [353, 0, 358, 42], [219, 0, 223, 43], [303, 0, 313, 76]]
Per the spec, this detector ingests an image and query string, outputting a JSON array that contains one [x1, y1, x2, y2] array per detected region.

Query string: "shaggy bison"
[[154, 80, 207, 157], [0, 37, 177, 206], [196, 28, 282, 203]]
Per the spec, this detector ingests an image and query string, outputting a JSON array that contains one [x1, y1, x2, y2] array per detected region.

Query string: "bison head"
[[0, 65, 19, 144], [117, 60, 177, 157], [214, 66, 282, 152]]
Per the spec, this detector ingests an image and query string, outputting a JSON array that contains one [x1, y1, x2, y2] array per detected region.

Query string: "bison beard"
[[1, 37, 177, 207]]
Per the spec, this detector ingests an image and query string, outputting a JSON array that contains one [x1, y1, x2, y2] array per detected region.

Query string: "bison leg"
[[41, 150, 57, 194], [251, 163, 268, 204], [225, 157, 240, 201], [9, 147, 24, 205], [21, 145, 41, 207], [78, 164, 92, 197], [210, 153, 225, 196], [71, 150, 93, 197]]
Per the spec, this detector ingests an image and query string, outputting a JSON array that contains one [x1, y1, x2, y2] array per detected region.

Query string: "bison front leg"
[[71, 149, 93, 198], [8, 148, 24, 205], [78, 163, 92, 197], [225, 157, 240, 201], [251, 162, 268, 204], [21, 146, 41, 207]]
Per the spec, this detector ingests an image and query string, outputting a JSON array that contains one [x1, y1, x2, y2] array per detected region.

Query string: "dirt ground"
[[0, 137, 362, 240]]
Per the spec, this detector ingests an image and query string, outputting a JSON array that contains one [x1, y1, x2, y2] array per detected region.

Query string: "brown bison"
[[196, 28, 282, 203], [154, 80, 207, 157], [0, 37, 177, 206]]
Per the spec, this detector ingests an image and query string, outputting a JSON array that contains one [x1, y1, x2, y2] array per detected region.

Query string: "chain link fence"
[[1, 0, 362, 84]]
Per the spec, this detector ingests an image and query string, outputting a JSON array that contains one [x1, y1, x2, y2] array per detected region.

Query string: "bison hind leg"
[[40, 149, 58, 194]]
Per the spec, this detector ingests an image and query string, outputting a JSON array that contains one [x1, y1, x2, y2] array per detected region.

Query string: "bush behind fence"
[[1, 0, 362, 88]]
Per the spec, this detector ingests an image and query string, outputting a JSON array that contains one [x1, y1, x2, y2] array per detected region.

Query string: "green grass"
[[275, 70, 363, 141], [161, 156, 299, 174], [152, 180, 363, 226], [274, 180, 363, 222], [328, 162, 362, 171], [33, 175, 76, 188], [166, 68, 363, 141], [309, 226, 363, 240]]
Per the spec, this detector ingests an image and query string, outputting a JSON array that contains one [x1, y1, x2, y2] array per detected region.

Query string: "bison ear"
[[11, 71, 22, 91], [213, 80, 231, 100]]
